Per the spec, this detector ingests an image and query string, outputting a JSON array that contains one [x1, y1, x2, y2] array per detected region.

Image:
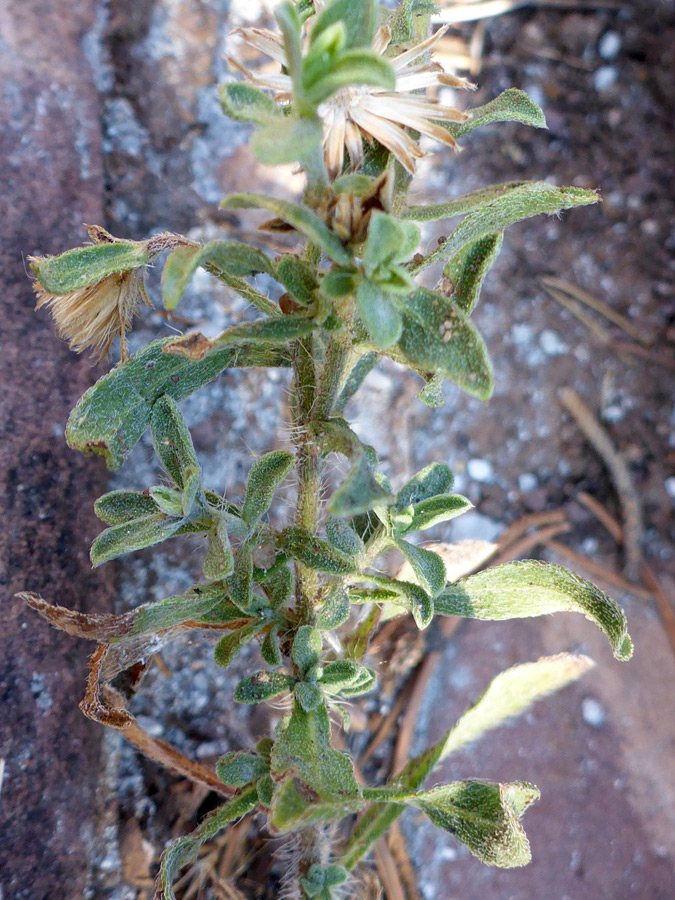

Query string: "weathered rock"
[[0, 2, 113, 898]]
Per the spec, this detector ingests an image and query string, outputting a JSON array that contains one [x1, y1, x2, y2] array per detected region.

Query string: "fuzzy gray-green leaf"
[[402, 182, 527, 223], [442, 233, 503, 315], [94, 490, 159, 525], [219, 82, 284, 126], [394, 539, 446, 596], [162, 241, 272, 310], [411, 183, 599, 274], [446, 88, 547, 139], [213, 619, 265, 669], [90, 513, 186, 566], [317, 583, 351, 630], [281, 526, 359, 574], [151, 395, 200, 488], [393, 287, 494, 400], [67, 338, 290, 471], [410, 780, 539, 868], [242, 450, 295, 526], [216, 752, 269, 788], [235, 671, 296, 704], [31, 241, 149, 293], [435, 560, 633, 660]]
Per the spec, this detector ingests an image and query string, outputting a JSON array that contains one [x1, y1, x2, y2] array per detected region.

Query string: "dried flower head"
[[31, 227, 189, 363], [231, 20, 475, 177]]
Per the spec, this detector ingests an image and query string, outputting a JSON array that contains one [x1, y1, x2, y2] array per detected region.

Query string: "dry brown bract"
[[231, 23, 475, 177]]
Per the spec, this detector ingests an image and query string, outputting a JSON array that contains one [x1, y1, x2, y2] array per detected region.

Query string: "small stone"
[[664, 477, 675, 499], [582, 697, 606, 728], [540, 329, 568, 356], [598, 31, 622, 61], [518, 472, 538, 492], [467, 458, 493, 483], [602, 404, 624, 423], [594, 66, 618, 92]]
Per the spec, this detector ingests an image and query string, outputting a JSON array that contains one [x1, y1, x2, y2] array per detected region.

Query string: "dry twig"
[[559, 388, 643, 580]]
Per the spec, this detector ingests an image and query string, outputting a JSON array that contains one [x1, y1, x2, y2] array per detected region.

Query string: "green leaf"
[[338, 666, 376, 698], [235, 671, 296, 704], [435, 560, 633, 660], [150, 395, 200, 488], [322, 418, 393, 516], [148, 486, 184, 517], [269, 705, 362, 831], [317, 583, 351, 630], [94, 490, 158, 525], [281, 526, 359, 574], [216, 752, 269, 788], [295, 681, 324, 712], [410, 781, 539, 868], [213, 620, 265, 668], [395, 494, 473, 536], [230, 545, 254, 610], [203, 516, 234, 581], [276, 255, 319, 304], [325, 518, 365, 557], [396, 463, 454, 509], [292, 625, 323, 674], [363, 212, 420, 275], [446, 88, 547, 139], [250, 116, 324, 166], [212, 316, 316, 349], [393, 539, 446, 596], [342, 653, 591, 870], [161, 240, 272, 310], [66, 338, 291, 471], [90, 513, 187, 566], [402, 182, 528, 222], [261, 625, 283, 667], [406, 654, 594, 782], [30, 241, 149, 293], [442, 233, 503, 315], [418, 374, 444, 408], [393, 287, 494, 400], [257, 774, 275, 806], [302, 863, 348, 899], [131, 585, 238, 637], [318, 660, 362, 691], [411, 183, 599, 274], [356, 575, 433, 630], [311, 0, 378, 50], [242, 450, 295, 526], [219, 82, 284, 126], [356, 279, 402, 349], [305, 51, 395, 106], [158, 788, 258, 900], [221, 194, 352, 266]]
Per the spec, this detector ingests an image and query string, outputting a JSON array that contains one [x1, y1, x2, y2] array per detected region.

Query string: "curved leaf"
[[435, 560, 633, 660]]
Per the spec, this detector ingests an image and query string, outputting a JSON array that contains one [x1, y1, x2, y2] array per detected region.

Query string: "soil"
[[2, 1, 674, 899]]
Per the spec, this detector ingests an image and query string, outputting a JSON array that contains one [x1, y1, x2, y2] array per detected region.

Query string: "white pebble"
[[582, 697, 606, 728], [665, 476, 675, 499], [467, 458, 493, 483], [599, 31, 622, 60], [518, 472, 538, 492], [594, 66, 618, 92], [540, 329, 568, 356], [511, 322, 534, 346]]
